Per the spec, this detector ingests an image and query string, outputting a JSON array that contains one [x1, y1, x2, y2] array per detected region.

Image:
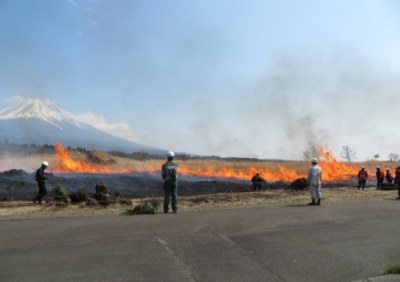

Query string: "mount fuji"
[[0, 97, 164, 154]]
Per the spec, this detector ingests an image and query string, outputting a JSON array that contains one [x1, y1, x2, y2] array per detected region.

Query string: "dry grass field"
[[0, 187, 397, 218], [1, 147, 399, 218]]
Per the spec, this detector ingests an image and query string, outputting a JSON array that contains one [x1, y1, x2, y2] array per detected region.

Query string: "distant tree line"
[[0, 141, 55, 155]]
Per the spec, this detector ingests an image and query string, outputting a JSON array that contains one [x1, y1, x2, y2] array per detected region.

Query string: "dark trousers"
[[358, 180, 366, 189], [377, 178, 384, 189], [163, 181, 178, 212], [253, 183, 262, 191], [397, 182, 400, 197], [34, 182, 47, 203]]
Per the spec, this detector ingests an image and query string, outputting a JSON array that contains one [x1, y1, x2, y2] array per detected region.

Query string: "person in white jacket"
[[307, 158, 322, 206]]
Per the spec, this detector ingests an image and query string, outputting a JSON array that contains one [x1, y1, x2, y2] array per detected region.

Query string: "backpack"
[[163, 162, 178, 181], [168, 168, 177, 180]]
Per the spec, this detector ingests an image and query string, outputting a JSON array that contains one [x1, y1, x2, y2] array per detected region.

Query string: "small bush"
[[124, 200, 160, 215], [289, 178, 309, 191], [1, 194, 14, 202], [52, 185, 70, 203], [70, 188, 90, 203], [385, 264, 400, 274]]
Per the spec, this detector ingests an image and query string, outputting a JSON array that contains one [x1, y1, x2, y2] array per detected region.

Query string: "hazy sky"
[[1, 0, 400, 160]]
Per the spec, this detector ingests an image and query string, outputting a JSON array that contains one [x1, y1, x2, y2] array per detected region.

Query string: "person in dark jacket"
[[376, 166, 385, 190], [385, 168, 394, 184], [395, 167, 400, 199], [161, 151, 179, 213], [357, 166, 368, 190], [33, 161, 49, 204], [251, 172, 266, 191]]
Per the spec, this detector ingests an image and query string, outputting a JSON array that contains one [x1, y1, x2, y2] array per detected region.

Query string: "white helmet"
[[167, 151, 175, 157], [42, 161, 49, 167], [311, 158, 318, 164]]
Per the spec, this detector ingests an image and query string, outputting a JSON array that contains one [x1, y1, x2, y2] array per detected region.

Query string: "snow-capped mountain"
[[0, 97, 164, 154], [0, 97, 85, 129]]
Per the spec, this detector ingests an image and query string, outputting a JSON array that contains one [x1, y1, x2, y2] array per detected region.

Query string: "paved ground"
[[0, 200, 399, 282]]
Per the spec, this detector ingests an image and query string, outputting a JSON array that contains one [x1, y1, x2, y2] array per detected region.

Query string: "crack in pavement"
[[153, 231, 198, 282]]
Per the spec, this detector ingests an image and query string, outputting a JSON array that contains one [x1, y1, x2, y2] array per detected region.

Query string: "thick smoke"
[[228, 54, 400, 160], [172, 54, 400, 160]]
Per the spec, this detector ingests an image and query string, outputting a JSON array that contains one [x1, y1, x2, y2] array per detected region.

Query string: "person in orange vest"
[[357, 166, 368, 190], [385, 168, 394, 184]]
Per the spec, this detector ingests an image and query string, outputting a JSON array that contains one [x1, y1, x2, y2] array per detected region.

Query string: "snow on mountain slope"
[[0, 97, 164, 153], [0, 97, 84, 129]]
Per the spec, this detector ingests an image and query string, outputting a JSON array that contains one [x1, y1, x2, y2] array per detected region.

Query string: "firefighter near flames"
[[357, 166, 368, 190], [161, 151, 179, 213], [250, 171, 266, 191], [307, 158, 322, 206], [376, 166, 385, 190], [33, 161, 49, 204]]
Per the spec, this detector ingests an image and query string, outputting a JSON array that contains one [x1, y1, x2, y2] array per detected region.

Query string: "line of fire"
[[52, 144, 365, 183]]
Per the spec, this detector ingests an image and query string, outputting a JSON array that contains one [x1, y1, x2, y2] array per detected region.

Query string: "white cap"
[[167, 151, 174, 157], [42, 161, 49, 167], [311, 158, 318, 164], [376, 166, 380, 169]]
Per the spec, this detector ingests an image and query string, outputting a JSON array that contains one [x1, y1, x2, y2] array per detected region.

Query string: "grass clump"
[[52, 185, 70, 203], [69, 188, 90, 203], [385, 264, 400, 275], [124, 200, 160, 215], [1, 194, 14, 202]]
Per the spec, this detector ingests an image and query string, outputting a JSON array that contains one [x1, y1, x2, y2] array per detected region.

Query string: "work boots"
[[316, 199, 321, 205], [307, 198, 316, 206]]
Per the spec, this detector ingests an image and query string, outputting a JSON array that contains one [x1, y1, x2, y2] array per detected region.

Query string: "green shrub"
[[124, 200, 160, 215], [52, 185, 70, 203], [385, 264, 400, 274]]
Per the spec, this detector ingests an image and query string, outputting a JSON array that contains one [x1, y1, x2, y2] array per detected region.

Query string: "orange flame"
[[53, 144, 361, 182], [318, 147, 359, 182], [53, 144, 133, 173]]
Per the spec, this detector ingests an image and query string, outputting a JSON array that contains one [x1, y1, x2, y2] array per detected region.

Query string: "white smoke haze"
[[225, 54, 400, 160], [2, 53, 399, 161], [76, 112, 141, 143], [161, 53, 400, 160]]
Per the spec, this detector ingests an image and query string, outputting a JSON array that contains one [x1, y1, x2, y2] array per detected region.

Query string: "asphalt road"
[[1, 200, 399, 282]]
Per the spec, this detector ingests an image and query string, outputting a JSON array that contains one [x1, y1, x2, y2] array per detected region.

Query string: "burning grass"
[[1, 144, 399, 219], [4, 144, 397, 187], [50, 144, 397, 184]]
